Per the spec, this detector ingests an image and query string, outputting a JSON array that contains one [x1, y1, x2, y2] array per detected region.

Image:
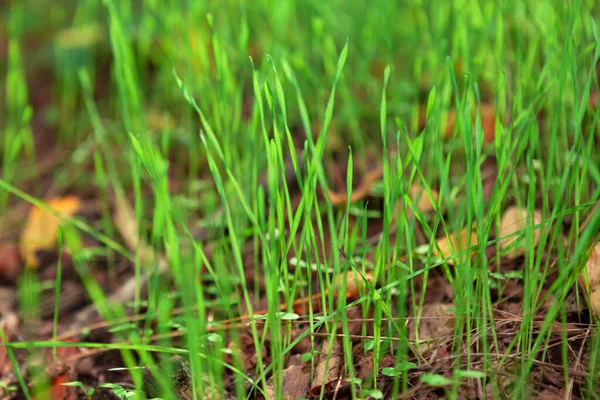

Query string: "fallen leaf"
[[69, 196, 169, 329], [579, 242, 600, 317], [19, 196, 81, 268], [532, 388, 563, 400], [394, 184, 439, 220], [0, 245, 22, 282], [327, 165, 383, 206], [54, 23, 103, 49], [409, 303, 455, 352], [499, 206, 543, 259], [433, 228, 478, 265], [51, 373, 77, 400], [112, 196, 167, 270], [310, 339, 343, 398], [444, 104, 496, 143], [145, 108, 176, 131], [334, 269, 374, 299], [0, 314, 18, 377], [265, 364, 311, 400], [409, 184, 439, 213], [590, 92, 598, 110]]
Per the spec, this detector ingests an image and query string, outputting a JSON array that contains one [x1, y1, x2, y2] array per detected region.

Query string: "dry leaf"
[[392, 184, 439, 229], [444, 104, 496, 143], [265, 364, 311, 400], [0, 245, 22, 282], [499, 206, 542, 259], [409, 303, 455, 352], [532, 388, 564, 400], [395, 184, 439, 216], [409, 184, 438, 213], [290, 269, 374, 315], [327, 165, 383, 206], [334, 269, 374, 298], [433, 228, 478, 265], [579, 242, 600, 317], [50, 373, 78, 400], [69, 197, 169, 329], [54, 23, 103, 49], [310, 339, 343, 397], [145, 108, 176, 131], [19, 196, 81, 268]]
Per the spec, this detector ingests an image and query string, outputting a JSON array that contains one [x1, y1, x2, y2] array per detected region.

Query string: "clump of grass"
[[1, 0, 599, 399]]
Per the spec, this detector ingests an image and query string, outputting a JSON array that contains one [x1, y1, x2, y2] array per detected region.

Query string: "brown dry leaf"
[[113, 196, 167, 270], [327, 165, 383, 206], [54, 22, 103, 49], [327, 164, 439, 217], [579, 242, 600, 317], [334, 269, 374, 299], [394, 184, 439, 220], [409, 303, 455, 352], [265, 364, 311, 400], [409, 184, 439, 213], [113, 197, 144, 256], [499, 206, 543, 259], [310, 339, 343, 397], [50, 373, 78, 400], [444, 104, 496, 143], [531, 388, 563, 400], [145, 108, 176, 131], [0, 245, 22, 282], [433, 228, 478, 265], [590, 92, 598, 109], [19, 196, 81, 268], [68, 197, 169, 329]]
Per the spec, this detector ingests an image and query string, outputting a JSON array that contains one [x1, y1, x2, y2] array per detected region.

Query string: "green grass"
[[1, 0, 600, 398]]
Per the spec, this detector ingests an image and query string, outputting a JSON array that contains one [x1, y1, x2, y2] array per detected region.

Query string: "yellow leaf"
[[580, 242, 600, 317], [499, 206, 542, 259], [409, 184, 438, 213], [409, 303, 455, 352], [393, 184, 439, 224], [145, 108, 176, 131], [54, 23, 103, 49], [433, 228, 478, 265], [334, 269, 374, 298], [19, 196, 81, 268]]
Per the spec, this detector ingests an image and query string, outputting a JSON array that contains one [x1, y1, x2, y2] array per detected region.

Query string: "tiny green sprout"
[[364, 389, 384, 399], [382, 362, 417, 377], [455, 369, 486, 379], [381, 367, 400, 377], [125, 300, 149, 308], [62, 381, 161, 400], [108, 322, 139, 334], [301, 350, 321, 362], [143, 328, 154, 337], [420, 373, 453, 386], [98, 383, 163, 400], [206, 332, 223, 343], [61, 381, 95, 400], [0, 381, 17, 392], [346, 377, 362, 388], [98, 383, 130, 399], [489, 270, 523, 280], [277, 312, 300, 320]]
